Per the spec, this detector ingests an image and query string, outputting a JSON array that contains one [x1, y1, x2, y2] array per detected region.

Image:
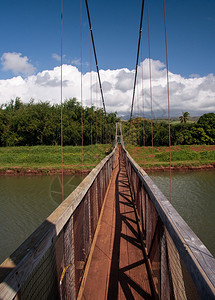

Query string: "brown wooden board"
[[122, 145, 215, 299], [0, 146, 117, 300], [78, 148, 154, 299]]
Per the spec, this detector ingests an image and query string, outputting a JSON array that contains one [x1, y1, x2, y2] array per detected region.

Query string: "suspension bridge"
[[0, 0, 215, 299]]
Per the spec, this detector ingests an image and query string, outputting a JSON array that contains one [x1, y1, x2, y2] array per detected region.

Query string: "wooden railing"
[[0, 145, 117, 299], [120, 131, 215, 299], [1, 123, 215, 299]]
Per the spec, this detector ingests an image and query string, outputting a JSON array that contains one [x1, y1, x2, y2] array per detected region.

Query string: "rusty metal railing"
[[120, 131, 215, 299], [0, 145, 117, 299]]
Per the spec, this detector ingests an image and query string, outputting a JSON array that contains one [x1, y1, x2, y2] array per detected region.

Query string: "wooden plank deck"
[[78, 147, 154, 299]]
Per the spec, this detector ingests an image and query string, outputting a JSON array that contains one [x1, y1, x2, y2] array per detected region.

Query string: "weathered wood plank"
[[165, 229, 187, 300], [78, 147, 153, 299], [77, 148, 119, 300], [0, 220, 56, 299], [0, 145, 117, 300], [122, 145, 215, 299], [161, 232, 170, 300]]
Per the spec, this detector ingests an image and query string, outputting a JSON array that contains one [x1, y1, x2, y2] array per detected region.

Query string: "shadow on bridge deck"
[[77, 147, 156, 299]]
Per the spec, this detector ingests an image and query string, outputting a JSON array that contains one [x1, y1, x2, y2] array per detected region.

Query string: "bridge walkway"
[[78, 147, 155, 299]]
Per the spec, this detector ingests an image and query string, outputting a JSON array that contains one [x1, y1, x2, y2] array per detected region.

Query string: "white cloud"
[[52, 53, 61, 62], [190, 74, 200, 78], [71, 58, 89, 68], [71, 58, 81, 66], [115, 69, 134, 93], [1, 52, 35, 75], [0, 59, 214, 117]]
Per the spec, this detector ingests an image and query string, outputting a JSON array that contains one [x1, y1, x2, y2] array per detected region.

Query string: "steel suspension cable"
[[85, 0, 106, 116], [100, 94, 104, 144], [163, 0, 172, 202], [80, 0, 84, 171], [129, 0, 145, 131], [146, 0, 154, 150], [96, 80, 98, 144], [136, 73, 140, 145], [60, 0, 64, 202], [141, 41, 145, 147], [90, 38, 93, 147]]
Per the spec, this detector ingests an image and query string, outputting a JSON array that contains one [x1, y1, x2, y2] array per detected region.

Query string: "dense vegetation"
[[0, 97, 214, 148], [0, 97, 119, 147], [122, 113, 215, 146]]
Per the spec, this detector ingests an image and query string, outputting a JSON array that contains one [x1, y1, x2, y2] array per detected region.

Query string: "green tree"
[[197, 112, 215, 127], [0, 97, 118, 147], [179, 112, 190, 124], [153, 122, 169, 146], [197, 113, 215, 144]]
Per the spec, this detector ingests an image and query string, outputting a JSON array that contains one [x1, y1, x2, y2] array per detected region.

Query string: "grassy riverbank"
[[1, 144, 215, 174], [0, 144, 112, 174], [126, 145, 215, 170]]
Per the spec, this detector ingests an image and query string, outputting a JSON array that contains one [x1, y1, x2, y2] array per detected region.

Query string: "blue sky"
[[0, 0, 215, 117], [1, 0, 215, 77]]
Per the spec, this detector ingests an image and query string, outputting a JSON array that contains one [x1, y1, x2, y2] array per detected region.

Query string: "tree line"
[[0, 97, 119, 147], [1, 98, 214, 147], [122, 112, 215, 146]]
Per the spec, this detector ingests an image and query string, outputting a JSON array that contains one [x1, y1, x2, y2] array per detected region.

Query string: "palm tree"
[[179, 112, 190, 124]]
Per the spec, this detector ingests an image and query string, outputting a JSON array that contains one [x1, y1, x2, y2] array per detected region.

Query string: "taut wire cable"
[[90, 38, 93, 147], [85, 0, 106, 116], [163, 0, 172, 202], [100, 94, 104, 144], [136, 72, 140, 145], [141, 41, 145, 147], [129, 0, 145, 133], [146, 0, 154, 150], [96, 80, 98, 145], [80, 0, 84, 171], [60, 0, 64, 202]]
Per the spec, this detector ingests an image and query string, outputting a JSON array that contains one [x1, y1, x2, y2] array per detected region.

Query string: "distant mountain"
[[117, 111, 200, 122]]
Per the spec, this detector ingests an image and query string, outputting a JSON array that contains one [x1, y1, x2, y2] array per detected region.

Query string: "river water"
[[0, 170, 214, 264], [0, 175, 85, 263], [148, 169, 215, 257]]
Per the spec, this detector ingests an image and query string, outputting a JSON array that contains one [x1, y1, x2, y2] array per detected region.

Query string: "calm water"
[[0, 175, 85, 263], [0, 171, 214, 264], [148, 170, 215, 257]]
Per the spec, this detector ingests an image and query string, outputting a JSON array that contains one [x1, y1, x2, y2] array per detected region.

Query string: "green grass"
[[126, 145, 215, 168], [1, 144, 214, 171], [154, 116, 199, 124], [0, 144, 112, 170], [170, 120, 195, 125]]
